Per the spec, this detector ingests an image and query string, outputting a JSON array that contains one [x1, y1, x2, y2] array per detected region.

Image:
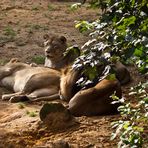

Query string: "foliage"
[[75, 21, 94, 33], [74, 0, 148, 74], [47, 4, 54, 11], [72, 0, 148, 147], [72, 39, 113, 88], [26, 110, 37, 117], [3, 26, 16, 38], [17, 102, 25, 109], [111, 82, 148, 147], [32, 55, 45, 64], [70, 3, 82, 11], [64, 44, 80, 57]]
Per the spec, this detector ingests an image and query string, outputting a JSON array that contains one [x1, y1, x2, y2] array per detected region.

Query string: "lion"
[[0, 34, 131, 117], [43, 34, 80, 70], [41, 34, 130, 116], [111, 61, 131, 85], [59, 60, 131, 116], [0, 34, 80, 103], [60, 67, 122, 116], [0, 59, 61, 102]]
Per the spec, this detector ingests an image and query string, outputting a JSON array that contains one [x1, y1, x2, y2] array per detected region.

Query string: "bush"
[[74, 0, 148, 74], [71, 0, 148, 147], [111, 82, 148, 147]]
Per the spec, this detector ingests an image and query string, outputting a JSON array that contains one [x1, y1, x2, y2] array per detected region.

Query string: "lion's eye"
[[44, 41, 49, 46], [54, 45, 58, 49]]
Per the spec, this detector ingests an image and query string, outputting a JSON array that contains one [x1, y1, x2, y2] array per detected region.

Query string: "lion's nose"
[[45, 46, 51, 53], [45, 50, 50, 54]]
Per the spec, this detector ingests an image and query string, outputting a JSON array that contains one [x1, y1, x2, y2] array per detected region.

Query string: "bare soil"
[[0, 0, 146, 147]]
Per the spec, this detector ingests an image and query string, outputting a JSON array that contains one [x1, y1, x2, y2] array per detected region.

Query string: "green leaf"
[[125, 16, 136, 26], [131, 0, 135, 7], [106, 74, 116, 80], [133, 126, 144, 132], [70, 3, 82, 11], [134, 48, 144, 57], [123, 121, 130, 130], [144, 97, 148, 103], [110, 133, 117, 140], [84, 66, 98, 80], [75, 21, 93, 33]]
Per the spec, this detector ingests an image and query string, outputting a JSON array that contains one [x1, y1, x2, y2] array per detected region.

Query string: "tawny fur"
[[0, 59, 61, 102], [68, 78, 122, 116], [43, 34, 80, 70], [112, 61, 131, 85], [60, 63, 130, 116]]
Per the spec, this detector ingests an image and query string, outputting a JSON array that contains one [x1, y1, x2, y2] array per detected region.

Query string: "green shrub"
[[111, 82, 148, 147], [17, 102, 25, 109], [72, 0, 148, 147], [26, 110, 37, 117], [75, 0, 148, 74], [3, 26, 16, 38], [32, 56, 45, 65], [48, 4, 54, 11]]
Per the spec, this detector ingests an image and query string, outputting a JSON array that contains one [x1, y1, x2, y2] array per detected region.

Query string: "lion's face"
[[44, 35, 67, 61]]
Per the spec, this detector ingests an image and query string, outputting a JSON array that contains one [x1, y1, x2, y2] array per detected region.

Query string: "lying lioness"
[[60, 67, 122, 116], [0, 35, 80, 103], [0, 34, 130, 117], [59, 59, 130, 116], [0, 59, 61, 102]]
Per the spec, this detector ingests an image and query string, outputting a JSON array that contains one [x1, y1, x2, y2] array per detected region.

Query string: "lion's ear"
[[9, 58, 20, 63], [60, 36, 67, 43], [43, 34, 49, 41]]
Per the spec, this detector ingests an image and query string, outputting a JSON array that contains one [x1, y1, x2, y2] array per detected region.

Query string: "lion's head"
[[43, 34, 67, 62]]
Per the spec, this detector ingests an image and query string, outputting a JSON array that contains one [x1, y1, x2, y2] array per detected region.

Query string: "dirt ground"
[[0, 0, 147, 147]]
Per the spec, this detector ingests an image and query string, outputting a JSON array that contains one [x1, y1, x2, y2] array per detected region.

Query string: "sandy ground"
[[0, 0, 147, 147]]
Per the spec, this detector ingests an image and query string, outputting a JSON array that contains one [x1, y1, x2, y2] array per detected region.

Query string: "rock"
[[39, 102, 78, 130]]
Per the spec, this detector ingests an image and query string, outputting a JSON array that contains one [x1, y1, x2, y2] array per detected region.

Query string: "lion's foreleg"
[[26, 88, 60, 102], [30, 93, 60, 102], [2, 92, 24, 101], [0, 68, 12, 80]]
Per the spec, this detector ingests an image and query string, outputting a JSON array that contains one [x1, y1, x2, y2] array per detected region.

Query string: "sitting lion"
[[43, 34, 80, 70], [0, 59, 61, 102]]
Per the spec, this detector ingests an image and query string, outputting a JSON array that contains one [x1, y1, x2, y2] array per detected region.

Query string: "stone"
[[39, 102, 78, 130]]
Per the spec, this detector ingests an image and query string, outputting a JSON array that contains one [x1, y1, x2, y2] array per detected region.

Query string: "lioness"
[[59, 59, 131, 116], [111, 61, 131, 85], [0, 34, 80, 102], [0, 59, 61, 102], [43, 34, 80, 70], [41, 35, 130, 116], [60, 68, 122, 116]]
